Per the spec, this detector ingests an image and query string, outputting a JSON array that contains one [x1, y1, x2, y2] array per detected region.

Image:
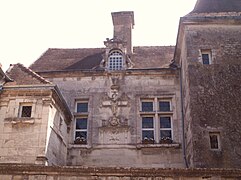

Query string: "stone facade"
[[0, 0, 241, 178], [174, 9, 241, 168], [0, 64, 71, 165]]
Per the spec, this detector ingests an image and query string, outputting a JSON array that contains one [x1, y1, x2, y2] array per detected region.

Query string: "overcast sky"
[[0, 0, 197, 71]]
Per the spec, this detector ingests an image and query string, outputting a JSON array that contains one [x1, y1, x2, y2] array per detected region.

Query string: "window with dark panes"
[[159, 101, 171, 112], [141, 102, 153, 112], [160, 116, 172, 140], [77, 102, 88, 113], [142, 117, 154, 140], [209, 133, 220, 150], [20, 106, 32, 117], [75, 117, 88, 144], [140, 98, 174, 144]]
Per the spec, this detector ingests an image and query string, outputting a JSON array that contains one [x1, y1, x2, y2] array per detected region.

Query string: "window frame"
[[201, 49, 212, 65], [74, 99, 89, 145], [74, 116, 88, 144], [159, 116, 173, 141], [19, 103, 33, 118], [108, 50, 124, 71], [140, 98, 173, 144], [76, 101, 89, 113], [141, 116, 155, 141], [159, 100, 172, 112], [209, 132, 221, 150]]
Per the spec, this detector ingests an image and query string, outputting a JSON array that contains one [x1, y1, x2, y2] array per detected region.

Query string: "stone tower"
[[174, 0, 241, 168]]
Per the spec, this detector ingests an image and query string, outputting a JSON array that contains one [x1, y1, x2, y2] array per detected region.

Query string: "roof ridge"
[[15, 63, 51, 84]]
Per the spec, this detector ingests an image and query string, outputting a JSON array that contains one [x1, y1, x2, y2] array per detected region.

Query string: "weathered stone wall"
[[0, 89, 69, 165], [42, 70, 184, 168], [0, 164, 241, 180], [182, 23, 241, 168]]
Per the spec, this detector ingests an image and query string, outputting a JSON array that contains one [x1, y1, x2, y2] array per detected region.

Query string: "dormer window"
[[108, 50, 124, 71]]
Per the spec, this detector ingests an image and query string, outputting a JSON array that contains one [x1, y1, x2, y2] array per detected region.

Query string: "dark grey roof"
[[190, 0, 241, 13]]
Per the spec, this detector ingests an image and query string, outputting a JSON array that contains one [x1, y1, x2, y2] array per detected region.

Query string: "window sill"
[[69, 144, 91, 149], [73, 112, 88, 116], [4, 117, 35, 124], [137, 143, 180, 149], [139, 111, 173, 115]]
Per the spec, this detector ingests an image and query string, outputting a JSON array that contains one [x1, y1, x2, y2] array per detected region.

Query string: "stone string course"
[[0, 164, 241, 179]]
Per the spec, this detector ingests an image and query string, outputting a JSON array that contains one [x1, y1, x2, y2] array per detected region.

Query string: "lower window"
[[141, 116, 173, 144], [74, 117, 88, 144]]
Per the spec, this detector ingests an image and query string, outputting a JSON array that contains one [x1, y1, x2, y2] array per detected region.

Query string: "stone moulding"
[[0, 164, 241, 178], [4, 117, 35, 125]]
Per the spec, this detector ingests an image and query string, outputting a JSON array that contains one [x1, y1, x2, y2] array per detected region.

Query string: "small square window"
[[209, 133, 220, 150], [201, 50, 212, 65], [76, 102, 88, 113], [20, 105, 32, 117], [141, 102, 153, 112], [159, 101, 171, 112]]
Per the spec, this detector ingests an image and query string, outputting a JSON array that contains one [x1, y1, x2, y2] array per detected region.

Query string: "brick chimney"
[[111, 11, 134, 54]]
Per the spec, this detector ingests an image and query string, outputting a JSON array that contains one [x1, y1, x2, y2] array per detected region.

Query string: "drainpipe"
[[179, 65, 189, 168], [170, 61, 189, 168]]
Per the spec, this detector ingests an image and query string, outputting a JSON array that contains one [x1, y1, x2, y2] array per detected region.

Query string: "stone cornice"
[[0, 164, 241, 178]]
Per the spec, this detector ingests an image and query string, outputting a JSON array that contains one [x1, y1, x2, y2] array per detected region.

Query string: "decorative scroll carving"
[[101, 74, 129, 127]]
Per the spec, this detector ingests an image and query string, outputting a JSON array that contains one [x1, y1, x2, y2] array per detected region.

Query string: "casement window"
[[75, 117, 88, 144], [209, 132, 221, 150], [142, 116, 154, 140], [141, 101, 154, 112], [108, 50, 124, 71], [76, 102, 88, 113], [19, 103, 32, 118], [74, 100, 89, 144], [201, 49, 212, 65], [140, 98, 173, 144]]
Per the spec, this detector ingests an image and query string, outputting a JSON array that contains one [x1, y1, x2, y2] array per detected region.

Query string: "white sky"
[[0, 0, 197, 71]]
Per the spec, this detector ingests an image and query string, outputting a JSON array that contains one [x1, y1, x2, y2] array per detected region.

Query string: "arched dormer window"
[[108, 50, 124, 71]]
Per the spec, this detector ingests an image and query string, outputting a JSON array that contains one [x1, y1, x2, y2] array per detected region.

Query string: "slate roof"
[[190, 0, 241, 14], [30, 46, 175, 72], [5, 63, 51, 86]]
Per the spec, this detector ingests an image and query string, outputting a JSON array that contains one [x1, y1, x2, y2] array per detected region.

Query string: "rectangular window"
[[201, 50, 212, 65], [160, 116, 172, 140], [159, 101, 171, 112], [209, 132, 220, 150], [141, 101, 153, 112], [19, 104, 32, 117], [142, 117, 154, 141], [75, 117, 88, 144], [140, 98, 174, 144], [76, 102, 88, 113]]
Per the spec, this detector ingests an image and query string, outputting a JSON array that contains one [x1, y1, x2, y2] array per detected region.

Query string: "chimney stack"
[[111, 11, 134, 54]]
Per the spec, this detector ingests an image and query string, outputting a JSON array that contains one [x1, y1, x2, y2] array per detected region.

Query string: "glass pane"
[[76, 118, 87, 129], [142, 102, 153, 112], [75, 131, 87, 139], [108, 51, 123, 70], [202, 54, 210, 64], [142, 130, 154, 140], [77, 103, 88, 112], [160, 130, 172, 139], [159, 101, 170, 111], [142, 117, 154, 128], [160, 117, 171, 128], [21, 106, 32, 117], [210, 134, 219, 149]]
